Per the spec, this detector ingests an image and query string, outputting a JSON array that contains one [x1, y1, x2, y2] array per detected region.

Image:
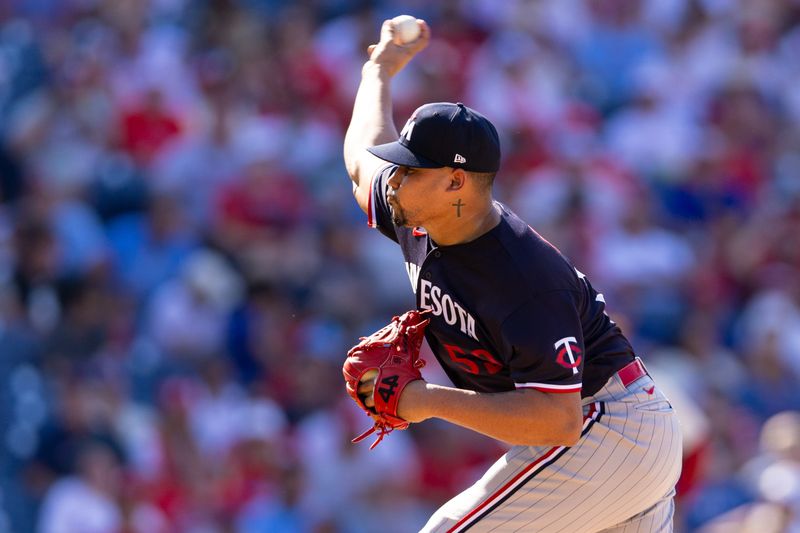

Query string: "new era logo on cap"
[[368, 102, 501, 173]]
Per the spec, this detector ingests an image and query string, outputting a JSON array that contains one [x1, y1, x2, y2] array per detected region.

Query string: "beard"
[[387, 195, 408, 226], [391, 207, 406, 226]]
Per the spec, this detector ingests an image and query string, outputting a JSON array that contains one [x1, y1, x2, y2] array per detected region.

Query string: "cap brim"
[[367, 141, 443, 168]]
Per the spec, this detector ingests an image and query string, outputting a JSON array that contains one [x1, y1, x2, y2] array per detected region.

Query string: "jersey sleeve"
[[501, 290, 585, 394], [366, 163, 399, 243]]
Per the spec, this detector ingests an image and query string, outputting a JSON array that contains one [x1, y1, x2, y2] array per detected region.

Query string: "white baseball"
[[391, 15, 421, 44]]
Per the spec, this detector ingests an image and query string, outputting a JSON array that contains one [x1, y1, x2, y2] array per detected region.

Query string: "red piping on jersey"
[[367, 174, 376, 228], [515, 383, 582, 394]]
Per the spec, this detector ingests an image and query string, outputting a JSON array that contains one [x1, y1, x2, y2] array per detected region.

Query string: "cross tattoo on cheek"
[[452, 199, 466, 217]]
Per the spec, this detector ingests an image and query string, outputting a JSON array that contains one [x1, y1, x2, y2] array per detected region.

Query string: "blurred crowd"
[[0, 0, 799, 531]]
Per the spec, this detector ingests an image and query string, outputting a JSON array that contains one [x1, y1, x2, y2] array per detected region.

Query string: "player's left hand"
[[357, 378, 377, 409], [358, 378, 429, 423], [396, 379, 430, 423], [343, 310, 430, 448]]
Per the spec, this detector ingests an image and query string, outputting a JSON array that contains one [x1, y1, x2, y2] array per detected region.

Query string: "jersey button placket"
[[423, 272, 432, 280]]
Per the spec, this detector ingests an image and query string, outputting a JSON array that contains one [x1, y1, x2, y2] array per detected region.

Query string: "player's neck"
[[428, 197, 500, 246]]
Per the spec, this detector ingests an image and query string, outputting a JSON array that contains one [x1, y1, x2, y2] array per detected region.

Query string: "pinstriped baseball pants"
[[421, 372, 683, 533]]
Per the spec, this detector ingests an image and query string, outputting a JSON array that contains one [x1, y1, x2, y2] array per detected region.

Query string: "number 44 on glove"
[[343, 310, 430, 449]]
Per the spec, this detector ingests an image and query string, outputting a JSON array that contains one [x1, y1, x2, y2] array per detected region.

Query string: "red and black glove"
[[343, 310, 430, 449]]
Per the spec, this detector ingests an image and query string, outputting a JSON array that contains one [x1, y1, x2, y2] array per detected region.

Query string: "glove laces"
[[352, 421, 394, 450]]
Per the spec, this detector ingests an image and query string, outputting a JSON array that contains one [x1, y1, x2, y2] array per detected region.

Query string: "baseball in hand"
[[391, 15, 421, 44]]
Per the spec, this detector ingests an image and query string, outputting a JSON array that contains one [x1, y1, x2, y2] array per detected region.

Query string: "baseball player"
[[343, 19, 682, 532]]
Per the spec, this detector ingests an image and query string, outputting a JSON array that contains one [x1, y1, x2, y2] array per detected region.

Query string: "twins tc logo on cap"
[[367, 102, 501, 173], [554, 336, 582, 374]]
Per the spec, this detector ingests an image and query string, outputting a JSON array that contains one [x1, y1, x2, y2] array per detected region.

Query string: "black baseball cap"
[[368, 102, 501, 173]]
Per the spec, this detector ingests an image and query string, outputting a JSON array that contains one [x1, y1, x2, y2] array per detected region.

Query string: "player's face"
[[387, 165, 452, 227]]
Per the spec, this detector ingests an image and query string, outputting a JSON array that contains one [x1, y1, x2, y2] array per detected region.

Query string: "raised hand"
[[366, 18, 430, 78]]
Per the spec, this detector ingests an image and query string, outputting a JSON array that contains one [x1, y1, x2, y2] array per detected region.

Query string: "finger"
[[358, 387, 374, 408], [417, 20, 431, 41], [379, 19, 395, 45], [358, 381, 375, 408], [367, 44, 377, 56], [407, 19, 431, 53]]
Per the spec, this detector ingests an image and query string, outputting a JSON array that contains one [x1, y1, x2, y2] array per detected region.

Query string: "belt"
[[617, 357, 649, 387]]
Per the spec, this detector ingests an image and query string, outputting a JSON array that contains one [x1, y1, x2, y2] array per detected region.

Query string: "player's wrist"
[[397, 379, 431, 423], [362, 60, 394, 80]]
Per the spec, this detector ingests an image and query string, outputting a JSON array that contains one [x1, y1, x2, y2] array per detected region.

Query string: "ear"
[[447, 168, 467, 191]]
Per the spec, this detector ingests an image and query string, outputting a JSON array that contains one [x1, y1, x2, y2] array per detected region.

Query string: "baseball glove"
[[343, 310, 430, 449]]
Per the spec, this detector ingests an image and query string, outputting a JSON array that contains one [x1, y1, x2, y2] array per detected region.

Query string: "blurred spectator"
[[37, 439, 169, 533], [696, 410, 800, 532], [604, 69, 703, 181], [594, 197, 695, 344], [106, 191, 198, 300], [235, 462, 311, 533], [150, 83, 239, 226], [42, 276, 110, 366], [214, 119, 306, 241], [146, 248, 243, 360], [9, 213, 62, 334], [574, 0, 664, 112], [37, 441, 125, 533], [226, 280, 294, 384], [0, 142, 24, 204], [295, 399, 426, 531], [120, 87, 183, 167]]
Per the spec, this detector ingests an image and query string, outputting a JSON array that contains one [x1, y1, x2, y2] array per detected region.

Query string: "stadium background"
[[1, 0, 799, 531]]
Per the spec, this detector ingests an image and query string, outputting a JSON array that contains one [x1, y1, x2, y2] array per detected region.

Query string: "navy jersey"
[[367, 165, 635, 397]]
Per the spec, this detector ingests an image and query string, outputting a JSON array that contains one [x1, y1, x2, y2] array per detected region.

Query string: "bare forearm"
[[399, 382, 582, 447], [342, 18, 429, 185], [343, 63, 398, 183], [348, 64, 398, 148]]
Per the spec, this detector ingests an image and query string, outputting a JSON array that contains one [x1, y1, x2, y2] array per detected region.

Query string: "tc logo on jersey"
[[554, 336, 582, 375]]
